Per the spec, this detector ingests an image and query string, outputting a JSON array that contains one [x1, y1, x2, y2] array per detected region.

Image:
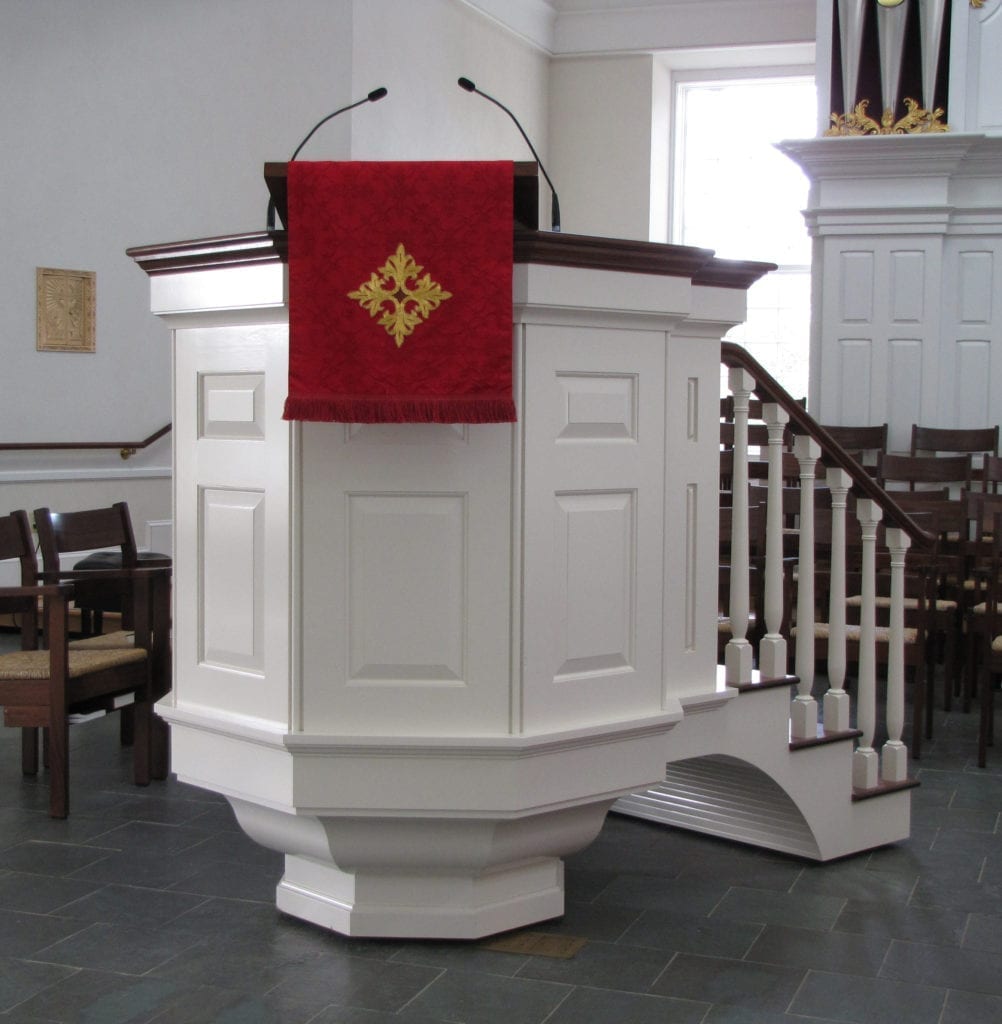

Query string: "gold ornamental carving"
[[36, 267, 96, 353], [348, 243, 453, 348], [825, 97, 950, 136]]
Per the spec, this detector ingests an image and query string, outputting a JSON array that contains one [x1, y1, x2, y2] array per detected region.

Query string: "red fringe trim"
[[283, 397, 517, 424]]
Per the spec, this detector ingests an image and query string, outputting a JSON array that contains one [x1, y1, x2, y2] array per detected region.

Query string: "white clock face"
[[876, 0, 906, 6]]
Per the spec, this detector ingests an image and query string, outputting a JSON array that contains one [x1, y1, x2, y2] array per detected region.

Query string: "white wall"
[[0, 0, 548, 536], [350, 0, 550, 163], [549, 55, 663, 240]]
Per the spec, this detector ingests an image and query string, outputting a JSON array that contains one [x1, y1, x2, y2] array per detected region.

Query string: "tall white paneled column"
[[778, 134, 1002, 448]]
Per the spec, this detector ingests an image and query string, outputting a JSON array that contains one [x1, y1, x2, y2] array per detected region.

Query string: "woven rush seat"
[[0, 646, 147, 680], [845, 595, 957, 611], [793, 623, 919, 644], [69, 631, 136, 650]]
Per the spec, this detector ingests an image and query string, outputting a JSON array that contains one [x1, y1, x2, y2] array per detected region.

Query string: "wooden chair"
[[0, 510, 165, 817], [911, 425, 1000, 490], [974, 506, 1002, 766], [33, 503, 172, 779], [911, 424, 999, 459], [877, 452, 973, 495], [34, 502, 170, 636], [819, 423, 888, 473]]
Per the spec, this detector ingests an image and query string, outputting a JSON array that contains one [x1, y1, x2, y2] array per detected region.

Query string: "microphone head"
[[368, 87, 388, 102], [457, 77, 476, 93]]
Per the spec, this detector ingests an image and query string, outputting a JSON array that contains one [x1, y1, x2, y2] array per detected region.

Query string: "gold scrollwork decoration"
[[824, 97, 950, 136], [972, 0, 986, 9], [348, 243, 453, 349]]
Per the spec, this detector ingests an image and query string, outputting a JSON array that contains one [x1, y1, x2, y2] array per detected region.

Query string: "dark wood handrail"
[[0, 423, 171, 461], [721, 342, 934, 547]]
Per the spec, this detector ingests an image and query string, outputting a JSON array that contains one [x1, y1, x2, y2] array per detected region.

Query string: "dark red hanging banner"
[[283, 160, 515, 423]]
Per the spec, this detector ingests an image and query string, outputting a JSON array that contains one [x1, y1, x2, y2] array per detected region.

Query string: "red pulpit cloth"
[[283, 160, 516, 423]]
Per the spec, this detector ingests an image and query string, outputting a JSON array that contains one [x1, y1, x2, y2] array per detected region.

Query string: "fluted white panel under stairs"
[[614, 679, 914, 861]]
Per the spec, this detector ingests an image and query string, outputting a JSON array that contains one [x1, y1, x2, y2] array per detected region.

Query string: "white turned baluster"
[[853, 499, 882, 790], [824, 468, 852, 733], [725, 368, 754, 684], [792, 435, 820, 739], [882, 527, 911, 783], [758, 403, 789, 680]]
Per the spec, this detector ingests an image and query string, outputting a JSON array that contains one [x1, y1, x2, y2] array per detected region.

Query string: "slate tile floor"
[[2, 674, 1002, 1022]]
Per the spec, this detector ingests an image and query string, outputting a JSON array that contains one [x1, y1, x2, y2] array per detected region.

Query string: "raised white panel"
[[554, 491, 635, 679], [889, 251, 925, 322], [958, 251, 994, 324], [200, 373, 265, 439], [888, 339, 924, 441], [684, 483, 697, 653], [200, 488, 264, 672], [953, 339, 992, 427], [686, 377, 699, 442], [835, 338, 873, 423], [521, 323, 666, 731], [839, 252, 874, 322], [347, 423, 469, 445], [556, 372, 637, 441], [347, 494, 466, 683]]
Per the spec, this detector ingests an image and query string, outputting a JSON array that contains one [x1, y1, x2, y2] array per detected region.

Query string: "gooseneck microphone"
[[457, 76, 561, 232], [266, 87, 388, 230]]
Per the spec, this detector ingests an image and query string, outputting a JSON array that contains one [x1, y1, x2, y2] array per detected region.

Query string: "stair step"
[[852, 777, 920, 802], [790, 727, 863, 751]]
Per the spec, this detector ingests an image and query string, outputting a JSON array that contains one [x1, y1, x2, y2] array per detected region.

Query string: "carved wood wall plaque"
[[36, 266, 96, 352]]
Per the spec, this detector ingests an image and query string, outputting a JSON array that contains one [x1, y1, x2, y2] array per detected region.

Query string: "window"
[[673, 75, 816, 400]]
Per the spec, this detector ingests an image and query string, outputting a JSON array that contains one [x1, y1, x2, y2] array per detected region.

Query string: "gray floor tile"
[[650, 953, 806, 1013], [32, 920, 203, 975], [266, 956, 447, 1016], [402, 968, 571, 1024], [881, 939, 1002, 996], [11, 970, 183, 1024], [940, 989, 1002, 1024], [513, 939, 672, 993], [792, 863, 915, 903], [962, 912, 1002, 953], [619, 907, 763, 959], [0, 841, 114, 878], [0, 958, 78, 1015], [532, 899, 642, 942], [744, 924, 889, 976], [711, 886, 846, 931], [0, 910, 89, 959], [543, 986, 708, 1024], [594, 874, 730, 914], [0, 872, 102, 915], [54, 883, 207, 927], [832, 899, 967, 946], [791, 969, 947, 1024]]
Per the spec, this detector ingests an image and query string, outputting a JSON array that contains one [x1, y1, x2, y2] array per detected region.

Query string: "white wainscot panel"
[[553, 491, 635, 681], [888, 339, 924, 438], [958, 251, 994, 324], [839, 252, 875, 322], [200, 373, 265, 440], [953, 339, 992, 427], [556, 372, 638, 441], [346, 423, 469, 446], [836, 338, 873, 423], [201, 488, 265, 672], [889, 251, 926, 323], [348, 494, 467, 684]]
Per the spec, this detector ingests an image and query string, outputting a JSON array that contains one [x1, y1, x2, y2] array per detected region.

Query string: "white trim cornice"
[[460, 0, 558, 52]]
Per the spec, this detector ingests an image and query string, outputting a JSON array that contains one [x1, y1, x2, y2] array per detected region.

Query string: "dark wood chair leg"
[[119, 705, 135, 746], [151, 716, 171, 781], [48, 718, 69, 819], [21, 727, 39, 776], [132, 702, 152, 787]]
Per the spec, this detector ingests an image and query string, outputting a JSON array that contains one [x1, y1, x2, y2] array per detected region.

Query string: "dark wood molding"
[[127, 232, 287, 276], [129, 227, 772, 289], [0, 423, 171, 459]]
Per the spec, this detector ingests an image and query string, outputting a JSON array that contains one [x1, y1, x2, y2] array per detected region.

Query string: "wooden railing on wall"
[[0, 424, 172, 461]]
